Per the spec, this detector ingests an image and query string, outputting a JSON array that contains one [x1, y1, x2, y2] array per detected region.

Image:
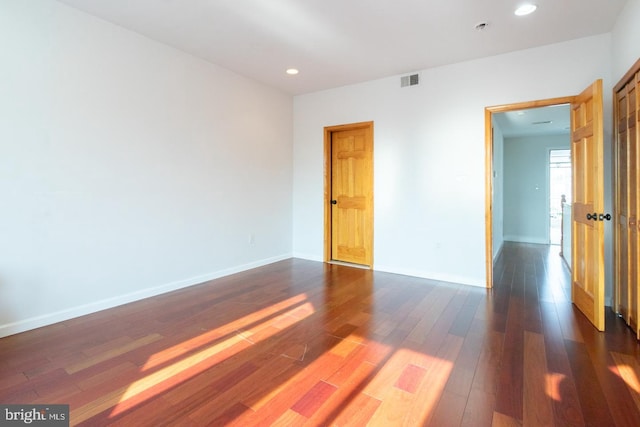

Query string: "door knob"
[[331, 200, 337, 205], [586, 212, 611, 221]]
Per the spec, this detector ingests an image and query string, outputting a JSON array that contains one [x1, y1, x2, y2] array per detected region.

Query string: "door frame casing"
[[323, 121, 374, 267], [485, 96, 575, 288]]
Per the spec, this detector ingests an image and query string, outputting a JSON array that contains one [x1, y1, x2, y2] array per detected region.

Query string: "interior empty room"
[[2, 1, 640, 425]]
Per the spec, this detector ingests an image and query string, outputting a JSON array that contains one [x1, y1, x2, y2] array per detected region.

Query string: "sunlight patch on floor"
[[545, 372, 566, 401], [610, 353, 640, 395], [69, 293, 315, 424], [363, 347, 455, 425], [140, 293, 312, 371]]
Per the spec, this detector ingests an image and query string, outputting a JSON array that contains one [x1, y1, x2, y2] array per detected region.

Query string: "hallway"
[[492, 241, 640, 426]]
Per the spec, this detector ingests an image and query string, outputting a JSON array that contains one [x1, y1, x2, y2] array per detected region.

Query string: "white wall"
[[3, 2, 633, 337], [503, 135, 570, 244], [0, 1, 293, 336], [492, 123, 504, 260], [612, 0, 640, 80], [293, 34, 612, 287]]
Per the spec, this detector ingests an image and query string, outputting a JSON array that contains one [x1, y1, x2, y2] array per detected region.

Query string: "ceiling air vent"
[[401, 73, 419, 87]]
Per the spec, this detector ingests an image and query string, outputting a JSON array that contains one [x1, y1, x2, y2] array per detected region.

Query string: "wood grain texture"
[[324, 121, 374, 267], [523, 331, 554, 426], [571, 80, 606, 331], [291, 381, 337, 417], [614, 66, 640, 340], [1, 243, 640, 426]]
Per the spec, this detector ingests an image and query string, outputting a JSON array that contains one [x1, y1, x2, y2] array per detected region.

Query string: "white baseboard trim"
[[373, 264, 486, 288], [0, 253, 292, 338], [504, 236, 549, 245], [293, 256, 486, 288], [291, 256, 487, 287], [292, 252, 324, 263]]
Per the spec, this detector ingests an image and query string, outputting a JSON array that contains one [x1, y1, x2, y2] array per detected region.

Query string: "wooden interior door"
[[614, 64, 640, 339], [629, 77, 639, 336], [571, 79, 606, 331], [615, 87, 630, 323], [326, 123, 373, 266]]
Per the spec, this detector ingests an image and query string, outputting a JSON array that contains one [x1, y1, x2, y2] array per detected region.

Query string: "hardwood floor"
[[1, 242, 640, 426]]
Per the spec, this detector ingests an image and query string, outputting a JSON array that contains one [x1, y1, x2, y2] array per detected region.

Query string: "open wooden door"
[[571, 79, 606, 331]]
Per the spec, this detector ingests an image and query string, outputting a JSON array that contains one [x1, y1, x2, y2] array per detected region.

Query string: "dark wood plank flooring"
[[1, 242, 640, 426]]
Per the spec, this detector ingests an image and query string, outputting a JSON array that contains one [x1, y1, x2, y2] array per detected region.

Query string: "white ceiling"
[[494, 104, 571, 138], [57, 0, 628, 95]]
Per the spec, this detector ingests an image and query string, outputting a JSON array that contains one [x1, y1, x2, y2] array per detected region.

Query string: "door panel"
[[571, 79, 605, 331], [614, 69, 640, 339], [616, 86, 630, 321], [329, 125, 373, 266], [636, 71, 640, 339], [629, 77, 638, 333]]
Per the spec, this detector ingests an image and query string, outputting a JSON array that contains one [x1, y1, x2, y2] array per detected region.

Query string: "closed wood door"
[[615, 86, 630, 323], [614, 66, 640, 338], [571, 79, 605, 331], [326, 123, 373, 266], [629, 76, 639, 335]]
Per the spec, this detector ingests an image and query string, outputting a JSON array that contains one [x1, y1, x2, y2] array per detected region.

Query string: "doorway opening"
[[485, 96, 574, 288], [489, 103, 571, 266], [486, 80, 606, 331], [549, 149, 571, 245]]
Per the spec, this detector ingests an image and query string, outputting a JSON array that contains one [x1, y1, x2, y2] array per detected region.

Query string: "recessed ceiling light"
[[515, 4, 537, 16], [286, 68, 299, 75]]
